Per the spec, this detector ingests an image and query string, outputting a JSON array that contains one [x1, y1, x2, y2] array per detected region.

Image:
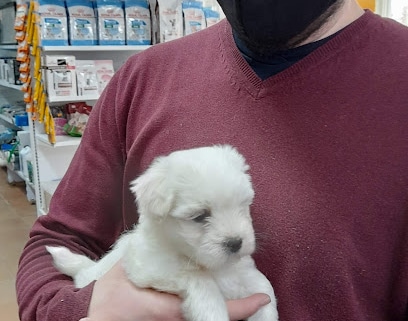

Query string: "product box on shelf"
[[42, 55, 77, 98]]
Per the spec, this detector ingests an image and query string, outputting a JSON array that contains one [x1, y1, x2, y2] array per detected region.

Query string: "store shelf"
[[0, 79, 22, 91], [0, 44, 18, 50], [0, 113, 14, 125], [36, 133, 81, 147], [41, 45, 151, 52], [48, 94, 99, 103], [0, 113, 21, 130]]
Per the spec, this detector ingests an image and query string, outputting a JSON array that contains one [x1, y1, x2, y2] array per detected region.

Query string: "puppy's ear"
[[219, 145, 250, 173], [130, 157, 174, 218]]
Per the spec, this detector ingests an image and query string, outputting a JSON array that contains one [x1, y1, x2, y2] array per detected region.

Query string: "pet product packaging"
[[203, 6, 220, 27], [42, 55, 77, 98], [148, 0, 159, 44], [96, 0, 126, 45], [157, 0, 183, 42], [66, 0, 98, 45], [76, 60, 99, 97], [125, 0, 152, 45], [37, 0, 69, 46], [0, 58, 22, 85], [94, 60, 114, 93], [182, 1, 205, 36], [14, 0, 28, 33], [8, 59, 22, 85], [0, 2, 17, 45], [64, 102, 92, 136], [50, 106, 67, 135], [0, 59, 6, 81]]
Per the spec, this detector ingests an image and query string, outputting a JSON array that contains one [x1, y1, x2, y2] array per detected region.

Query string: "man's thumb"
[[227, 293, 271, 321]]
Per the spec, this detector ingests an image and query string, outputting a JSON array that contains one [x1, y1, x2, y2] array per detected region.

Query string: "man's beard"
[[218, 0, 343, 56]]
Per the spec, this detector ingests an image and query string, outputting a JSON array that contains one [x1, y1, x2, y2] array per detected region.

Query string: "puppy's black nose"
[[224, 237, 243, 253]]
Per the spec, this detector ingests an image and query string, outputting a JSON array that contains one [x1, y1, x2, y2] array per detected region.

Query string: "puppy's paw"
[[46, 246, 94, 277]]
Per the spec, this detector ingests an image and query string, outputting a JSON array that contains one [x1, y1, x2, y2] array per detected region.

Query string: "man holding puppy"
[[17, 0, 408, 320]]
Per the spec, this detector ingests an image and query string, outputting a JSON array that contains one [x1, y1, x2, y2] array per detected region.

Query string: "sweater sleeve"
[[16, 59, 132, 321]]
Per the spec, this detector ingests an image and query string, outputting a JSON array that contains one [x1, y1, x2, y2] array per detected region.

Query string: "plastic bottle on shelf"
[[20, 145, 31, 179]]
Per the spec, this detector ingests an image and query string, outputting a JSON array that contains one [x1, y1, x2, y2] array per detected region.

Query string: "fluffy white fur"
[[46, 145, 279, 321]]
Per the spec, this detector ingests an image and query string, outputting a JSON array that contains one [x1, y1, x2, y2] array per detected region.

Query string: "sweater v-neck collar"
[[217, 10, 374, 99]]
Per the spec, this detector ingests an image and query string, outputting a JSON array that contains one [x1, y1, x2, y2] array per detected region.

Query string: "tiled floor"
[[0, 167, 37, 321]]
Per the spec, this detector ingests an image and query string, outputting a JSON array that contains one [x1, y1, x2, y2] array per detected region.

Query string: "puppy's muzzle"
[[223, 237, 243, 253]]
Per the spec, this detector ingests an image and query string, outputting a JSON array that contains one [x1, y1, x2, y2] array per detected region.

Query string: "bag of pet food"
[[96, 0, 126, 45], [182, 1, 205, 36], [37, 0, 69, 46], [157, 0, 183, 42], [148, 0, 159, 44], [125, 0, 152, 45], [203, 6, 221, 27], [66, 0, 97, 45]]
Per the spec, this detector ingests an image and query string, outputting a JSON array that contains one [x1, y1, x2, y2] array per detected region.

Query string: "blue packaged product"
[[203, 7, 221, 28], [125, 0, 151, 45], [96, 0, 126, 45], [182, 1, 205, 36], [37, 0, 69, 46], [66, 0, 98, 45]]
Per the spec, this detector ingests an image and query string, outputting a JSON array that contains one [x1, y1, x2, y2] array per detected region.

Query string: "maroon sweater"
[[17, 11, 408, 321]]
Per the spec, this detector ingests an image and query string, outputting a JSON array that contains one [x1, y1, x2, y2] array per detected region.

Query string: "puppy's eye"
[[192, 209, 211, 223]]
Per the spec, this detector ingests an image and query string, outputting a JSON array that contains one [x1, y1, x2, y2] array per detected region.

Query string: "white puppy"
[[46, 145, 279, 321]]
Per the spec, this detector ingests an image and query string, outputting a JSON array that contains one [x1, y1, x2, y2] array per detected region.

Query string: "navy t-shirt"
[[234, 32, 339, 80]]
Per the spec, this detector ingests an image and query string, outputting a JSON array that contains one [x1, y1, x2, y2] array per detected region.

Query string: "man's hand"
[[79, 261, 271, 321]]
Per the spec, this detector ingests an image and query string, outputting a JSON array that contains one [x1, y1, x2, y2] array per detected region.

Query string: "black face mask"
[[217, 0, 342, 56]]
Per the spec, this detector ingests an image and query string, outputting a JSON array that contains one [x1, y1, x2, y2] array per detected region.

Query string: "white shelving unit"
[[36, 133, 81, 147], [0, 79, 22, 91], [47, 94, 99, 103], [31, 45, 149, 216], [0, 113, 21, 130], [0, 112, 36, 203], [0, 40, 35, 203], [0, 45, 18, 50], [42, 45, 151, 52]]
